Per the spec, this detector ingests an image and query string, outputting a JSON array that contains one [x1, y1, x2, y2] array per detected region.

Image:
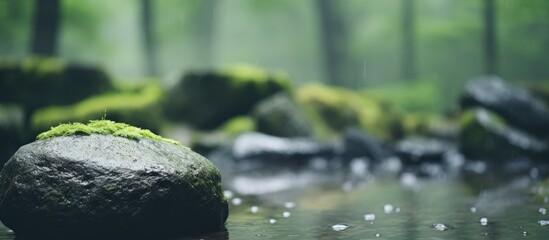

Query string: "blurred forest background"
[[2, 0, 549, 105], [2, 0, 549, 163]]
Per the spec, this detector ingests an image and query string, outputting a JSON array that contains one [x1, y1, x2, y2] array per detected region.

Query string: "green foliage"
[[363, 80, 444, 113], [37, 119, 184, 147], [296, 84, 401, 140], [32, 83, 164, 135], [165, 65, 291, 129]]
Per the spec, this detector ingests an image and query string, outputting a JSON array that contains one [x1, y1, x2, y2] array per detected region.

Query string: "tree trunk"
[[194, 0, 218, 68], [140, 0, 158, 76], [484, 0, 497, 75], [401, 0, 417, 80], [316, 0, 347, 86], [31, 0, 60, 56]]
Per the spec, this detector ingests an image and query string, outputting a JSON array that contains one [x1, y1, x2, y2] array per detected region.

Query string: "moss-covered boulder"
[[31, 83, 165, 136], [0, 58, 112, 124], [295, 84, 402, 140], [252, 93, 312, 138], [459, 108, 549, 160], [165, 65, 291, 129], [461, 76, 549, 138], [0, 120, 228, 238]]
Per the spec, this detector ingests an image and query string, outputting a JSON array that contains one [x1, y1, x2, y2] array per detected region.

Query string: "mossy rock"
[[459, 108, 549, 160], [165, 64, 291, 129], [218, 116, 256, 137], [0, 120, 228, 238], [252, 93, 312, 138], [0, 58, 112, 111], [31, 83, 165, 137], [295, 84, 402, 140]]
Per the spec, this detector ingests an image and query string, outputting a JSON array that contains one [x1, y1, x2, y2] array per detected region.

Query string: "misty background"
[[2, 0, 549, 112]]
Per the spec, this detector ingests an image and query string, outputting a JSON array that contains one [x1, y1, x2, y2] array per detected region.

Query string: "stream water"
[[0, 159, 548, 239]]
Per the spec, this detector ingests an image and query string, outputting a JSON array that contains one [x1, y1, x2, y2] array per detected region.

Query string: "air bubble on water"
[[539, 207, 547, 215], [232, 197, 242, 206], [522, 230, 528, 236], [470, 207, 477, 213], [6, 229, 13, 233], [250, 206, 259, 214], [224, 190, 234, 199], [375, 233, 381, 237], [284, 202, 296, 209], [432, 223, 449, 231], [364, 213, 376, 221], [395, 207, 401, 213], [538, 220, 549, 226], [383, 204, 394, 214], [480, 217, 488, 226], [269, 219, 277, 224], [332, 224, 350, 231], [282, 211, 291, 218]]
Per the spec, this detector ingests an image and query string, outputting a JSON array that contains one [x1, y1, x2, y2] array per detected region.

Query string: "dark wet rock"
[[342, 128, 393, 161], [252, 93, 312, 138], [0, 134, 228, 239], [460, 76, 549, 138], [165, 66, 290, 129], [395, 137, 455, 164], [232, 132, 335, 162], [459, 108, 549, 160]]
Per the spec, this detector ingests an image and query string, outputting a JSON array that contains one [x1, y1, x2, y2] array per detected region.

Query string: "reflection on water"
[[222, 178, 549, 240], [1, 164, 549, 239]]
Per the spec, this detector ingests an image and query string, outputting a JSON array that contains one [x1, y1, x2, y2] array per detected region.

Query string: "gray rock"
[[461, 76, 549, 138], [232, 132, 335, 162], [0, 134, 228, 239], [253, 93, 312, 137], [342, 128, 393, 161], [459, 108, 549, 160], [395, 137, 454, 164]]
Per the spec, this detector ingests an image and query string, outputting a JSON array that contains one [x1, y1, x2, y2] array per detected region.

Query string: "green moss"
[[31, 83, 164, 134], [37, 119, 185, 147], [220, 64, 291, 89], [218, 116, 256, 137], [296, 84, 401, 140]]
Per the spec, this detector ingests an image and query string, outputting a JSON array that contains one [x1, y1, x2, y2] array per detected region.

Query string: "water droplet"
[[539, 207, 547, 215], [364, 213, 376, 221], [433, 223, 449, 231], [375, 233, 381, 237], [332, 224, 350, 231], [231, 197, 242, 206], [223, 190, 234, 199], [284, 202, 296, 209], [538, 220, 549, 226], [480, 217, 488, 226], [250, 206, 259, 214], [282, 211, 291, 218], [269, 219, 277, 224], [383, 204, 394, 214], [470, 207, 477, 213]]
